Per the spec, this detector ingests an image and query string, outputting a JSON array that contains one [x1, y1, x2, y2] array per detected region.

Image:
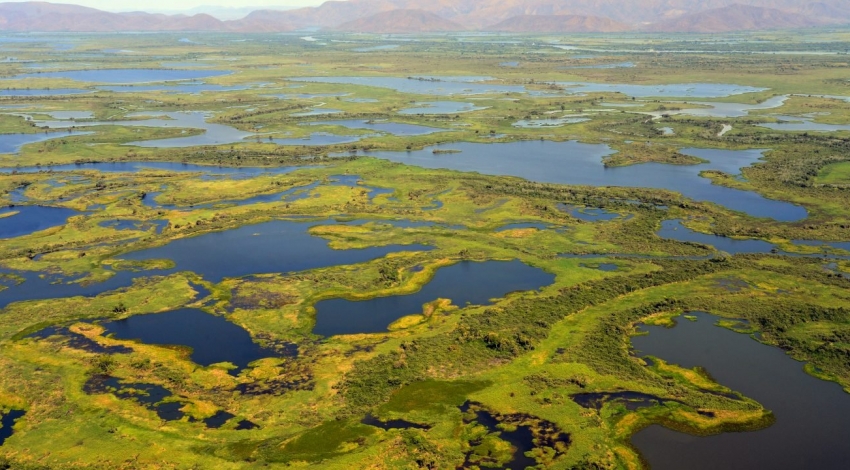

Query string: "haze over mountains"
[[1, 0, 849, 33]]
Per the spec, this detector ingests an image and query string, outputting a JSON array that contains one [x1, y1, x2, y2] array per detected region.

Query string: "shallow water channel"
[[0, 219, 431, 309], [355, 141, 806, 221]]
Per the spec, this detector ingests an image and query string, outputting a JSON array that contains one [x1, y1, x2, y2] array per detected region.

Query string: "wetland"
[[0, 29, 849, 470]]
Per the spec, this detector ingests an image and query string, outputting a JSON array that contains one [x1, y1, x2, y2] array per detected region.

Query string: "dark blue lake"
[[102, 308, 285, 373], [312, 260, 553, 336], [0, 219, 427, 309], [631, 312, 850, 470], [0, 205, 80, 239], [118, 219, 432, 283]]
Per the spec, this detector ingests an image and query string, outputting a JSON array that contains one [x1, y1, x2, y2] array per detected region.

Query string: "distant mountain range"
[[1, 1, 850, 33]]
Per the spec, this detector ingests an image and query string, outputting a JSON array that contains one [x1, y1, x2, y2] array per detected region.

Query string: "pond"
[[312, 260, 554, 336], [0, 205, 80, 239], [352, 141, 806, 221], [8, 68, 230, 84], [117, 219, 433, 283], [84, 376, 185, 421], [631, 312, 850, 470], [0, 409, 25, 446], [101, 308, 288, 373]]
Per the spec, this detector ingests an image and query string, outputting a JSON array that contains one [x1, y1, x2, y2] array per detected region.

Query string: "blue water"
[[557, 82, 767, 98], [0, 132, 76, 153], [28, 111, 256, 148], [658, 220, 850, 256], [313, 260, 554, 336], [9, 69, 229, 84], [0, 217, 433, 310], [632, 312, 850, 470], [0, 409, 26, 446], [102, 308, 286, 373], [0, 205, 80, 239], [353, 141, 806, 221], [117, 219, 433, 283]]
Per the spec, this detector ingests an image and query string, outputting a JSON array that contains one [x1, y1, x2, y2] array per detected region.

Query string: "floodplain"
[[0, 30, 850, 470]]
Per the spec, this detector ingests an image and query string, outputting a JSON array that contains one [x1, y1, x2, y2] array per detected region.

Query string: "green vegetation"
[[0, 30, 849, 469]]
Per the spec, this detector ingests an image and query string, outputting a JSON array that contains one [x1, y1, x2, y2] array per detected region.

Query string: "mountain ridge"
[[335, 9, 465, 33], [0, 1, 847, 33]]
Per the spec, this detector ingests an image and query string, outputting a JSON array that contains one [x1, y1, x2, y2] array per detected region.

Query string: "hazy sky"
[[50, 0, 327, 11]]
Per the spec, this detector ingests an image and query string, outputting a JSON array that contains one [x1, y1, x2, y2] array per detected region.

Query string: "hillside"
[[0, 0, 848, 33], [335, 9, 465, 33], [489, 14, 630, 33], [254, 0, 850, 30], [0, 1, 230, 32], [647, 4, 829, 33]]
